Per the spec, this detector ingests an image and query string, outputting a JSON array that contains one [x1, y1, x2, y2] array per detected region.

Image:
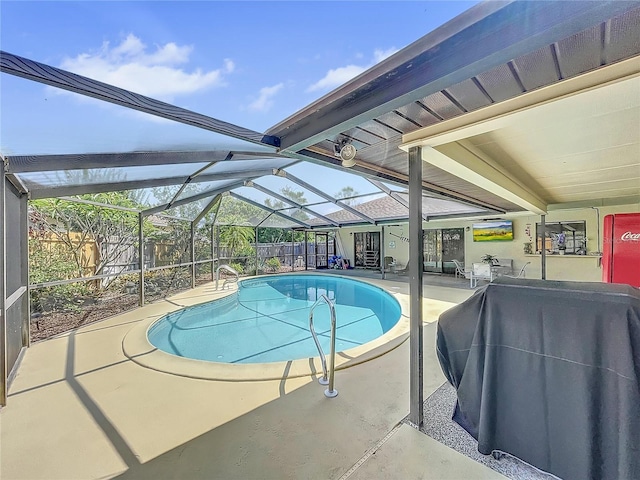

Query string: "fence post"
[[138, 213, 145, 307]]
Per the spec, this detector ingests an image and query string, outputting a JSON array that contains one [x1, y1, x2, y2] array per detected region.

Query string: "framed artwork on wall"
[[472, 221, 514, 242]]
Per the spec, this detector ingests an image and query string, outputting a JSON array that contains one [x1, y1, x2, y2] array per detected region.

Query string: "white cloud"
[[307, 65, 366, 93], [306, 47, 399, 93], [59, 34, 232, 100], [373, 47, 399, 64], [247, 83, 284, 112]]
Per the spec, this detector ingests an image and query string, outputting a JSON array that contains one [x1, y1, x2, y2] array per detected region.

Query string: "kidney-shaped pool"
[[147, 274, 401, 364]]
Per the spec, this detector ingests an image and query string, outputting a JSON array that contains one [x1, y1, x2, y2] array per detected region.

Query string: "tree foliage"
[[30, 193, 141, 280], [335, 186, 360, 206]]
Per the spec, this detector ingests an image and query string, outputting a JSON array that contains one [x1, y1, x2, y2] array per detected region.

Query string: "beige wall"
[[335, 202, 640, 282]]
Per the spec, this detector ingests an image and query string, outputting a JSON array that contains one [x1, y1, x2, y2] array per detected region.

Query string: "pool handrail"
[[308, 295, 338, 398], [215, 264, 239, 290]]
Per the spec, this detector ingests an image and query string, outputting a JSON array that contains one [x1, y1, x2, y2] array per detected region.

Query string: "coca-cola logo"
[[621, 231, 640, 241]]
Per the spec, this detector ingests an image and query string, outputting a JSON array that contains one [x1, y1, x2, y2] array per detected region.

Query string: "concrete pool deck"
[[1, 273, 506, 480]]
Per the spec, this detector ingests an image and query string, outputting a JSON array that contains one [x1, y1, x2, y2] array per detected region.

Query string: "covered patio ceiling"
[[268, 1, 640, 215], [1, 1, 639, 226]]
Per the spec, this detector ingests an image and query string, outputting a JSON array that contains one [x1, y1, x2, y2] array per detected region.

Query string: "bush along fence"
[[28, 199, 337, 341]]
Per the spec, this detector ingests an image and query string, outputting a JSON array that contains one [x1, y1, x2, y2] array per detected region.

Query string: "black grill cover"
[[436, 277, 640, 480]]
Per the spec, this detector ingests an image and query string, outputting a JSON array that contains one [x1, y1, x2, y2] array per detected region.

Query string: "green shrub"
[[265, 257, 281, 273], [229, 262, 244, 275]]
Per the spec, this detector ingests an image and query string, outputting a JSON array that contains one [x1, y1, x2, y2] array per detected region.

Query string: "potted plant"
[[481, 253, 497, 265]]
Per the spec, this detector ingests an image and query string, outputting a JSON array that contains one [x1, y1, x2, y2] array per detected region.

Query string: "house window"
[[535, 221, 587, 255]]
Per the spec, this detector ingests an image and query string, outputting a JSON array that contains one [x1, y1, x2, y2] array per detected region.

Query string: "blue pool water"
[[147, 274, 401, 364]]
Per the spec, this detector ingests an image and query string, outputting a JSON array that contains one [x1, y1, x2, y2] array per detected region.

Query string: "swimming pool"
[[147, 274, 401, 364]]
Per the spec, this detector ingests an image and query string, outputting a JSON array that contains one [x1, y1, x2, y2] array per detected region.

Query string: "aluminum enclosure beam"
[[193, 194, 222, 225], [142, 181, 246, 217], [0, 163, 6, 406], [368, 179, 429, 221], [247, 181, 339, 227], [228, 192, 310, 228], [165, 156, 230, 212], [138, 213, 145, 306], [270, 1, 638, 152], [1, 51, 280, 148], [275, 169, 377, 225], [297, 148, 506, 214], [408, 146, 424, 429], [31, 169, 274, 200], [5, 150, 287, 174]]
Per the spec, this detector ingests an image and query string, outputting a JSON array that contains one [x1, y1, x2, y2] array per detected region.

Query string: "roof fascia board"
[[401, 56, 640, 149], [274, 1, 637, 152], [422, 145, 547, 215], [0, 51, 280, 148]]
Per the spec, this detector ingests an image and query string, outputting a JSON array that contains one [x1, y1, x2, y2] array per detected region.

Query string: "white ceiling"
[[468, 75, 640, 204]]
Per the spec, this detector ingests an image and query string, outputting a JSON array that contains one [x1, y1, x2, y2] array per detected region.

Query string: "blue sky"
[[1, 1, 478, 156]]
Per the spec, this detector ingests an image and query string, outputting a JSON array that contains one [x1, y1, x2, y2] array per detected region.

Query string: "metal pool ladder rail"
[[215, 264, 239, 290], [309, 294, 338, 398]]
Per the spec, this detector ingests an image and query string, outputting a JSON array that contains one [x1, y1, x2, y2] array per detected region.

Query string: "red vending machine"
[[602, 213, 640, 287]]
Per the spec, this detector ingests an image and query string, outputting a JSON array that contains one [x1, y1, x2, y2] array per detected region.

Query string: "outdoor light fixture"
[[334, 139, 357, 168]]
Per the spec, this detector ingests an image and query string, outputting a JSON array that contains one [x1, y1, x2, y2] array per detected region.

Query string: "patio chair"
[[505, 261, 531, 279], [383, 256, 396, 272], [469, 262, 492, 288], [452, 259, 470, 279]]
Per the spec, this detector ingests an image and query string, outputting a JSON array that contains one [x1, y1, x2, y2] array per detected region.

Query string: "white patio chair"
[[505, 261, 531, 279], [452, 259, 470, 279]]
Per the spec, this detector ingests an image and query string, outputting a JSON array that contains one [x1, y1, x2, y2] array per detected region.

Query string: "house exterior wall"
[[335, 202, 640, 282]]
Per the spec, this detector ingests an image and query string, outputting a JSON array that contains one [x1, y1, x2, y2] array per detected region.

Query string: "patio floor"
[[1, 273, 505, 480]]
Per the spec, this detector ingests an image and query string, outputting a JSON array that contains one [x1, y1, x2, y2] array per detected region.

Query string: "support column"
[[215, 225, 220, 269], [304, 231, 308, 271], [138, 213, 145, 306], [191, 222, 196, 289], [0, 165, 6, 406], [211, 224, 215, 282], [408, 146, 424, 428], [541, 214, 546, 280], [291, 230, 294, 272], [381, 225, 386, 279], [255, 227, 259, 275]]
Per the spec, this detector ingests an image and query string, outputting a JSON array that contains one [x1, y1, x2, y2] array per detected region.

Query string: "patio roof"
[[3, 1, 638, 227]]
